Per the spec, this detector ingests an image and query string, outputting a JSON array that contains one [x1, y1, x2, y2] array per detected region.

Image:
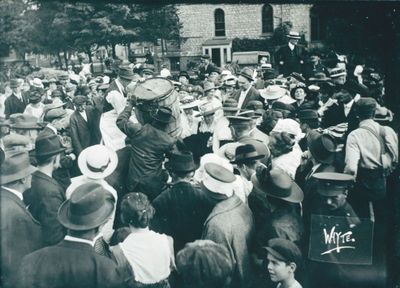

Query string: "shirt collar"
[[344, 99, 354, 109], [2, 186, 23, 200], [288, 42, 295, 50], [64, 235, 96, 247]]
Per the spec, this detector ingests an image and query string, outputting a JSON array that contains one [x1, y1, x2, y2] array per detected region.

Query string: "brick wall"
[[177, 4, 312, 56]]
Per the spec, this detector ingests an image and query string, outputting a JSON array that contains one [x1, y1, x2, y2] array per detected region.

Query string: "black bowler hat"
[[231, 144, 265, 164], [312, 172, 355, 196], [34, 134, 65, 158], [307, 130, 336, 164], [165, 150, 197, 172], [152, 107, 174, 124]]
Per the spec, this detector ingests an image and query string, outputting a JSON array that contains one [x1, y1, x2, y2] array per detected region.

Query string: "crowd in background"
[[0, 30, 399, 288]]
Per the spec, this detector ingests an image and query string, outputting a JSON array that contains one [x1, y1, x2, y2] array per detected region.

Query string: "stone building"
[[175, 3, 313, 70]]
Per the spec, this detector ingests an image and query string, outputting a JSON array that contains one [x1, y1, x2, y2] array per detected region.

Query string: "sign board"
[[308, 215, 374, 265]]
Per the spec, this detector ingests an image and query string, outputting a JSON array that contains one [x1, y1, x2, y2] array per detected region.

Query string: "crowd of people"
[[0, 30, 399, 288]]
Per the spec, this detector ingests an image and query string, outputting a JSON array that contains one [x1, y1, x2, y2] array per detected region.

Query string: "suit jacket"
[[117, 104, 176, 192], [232, 86, 262, 109], [152, 181, 214, 253], [69, 107, 101, 156], [198, 62, 218, 80], [275, 44, 307, 76], [1, 188, 43, 288], [25, 170, 66, 246], [321, 101, 359, 134], [202, 195, 255, 288], [4, 93, 28, 118], [17, 240, 123, 288]]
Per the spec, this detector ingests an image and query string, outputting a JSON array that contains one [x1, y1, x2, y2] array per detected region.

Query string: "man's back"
[[17, 240, 123, 288]]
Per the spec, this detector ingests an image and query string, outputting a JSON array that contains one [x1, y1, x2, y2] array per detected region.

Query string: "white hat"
[[272, 118, 304, 141], [202, 163, 235, 197], [78, 145, 118, 179], [160, 69, 171, 78], [30, 78, 44, 89], [260, 85, 287, 100]]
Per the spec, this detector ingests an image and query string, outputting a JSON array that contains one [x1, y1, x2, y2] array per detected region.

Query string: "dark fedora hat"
[[118, 66, 135, 80], [307, 130, 336, 164], [238, 67, 254, 82], [58, 182, 114, 230], [165, 150, 197, 172], [152, 107, 174, 124], [1, 150, 37, 184], [231, 144, 265, 164], [251, 167, 304, 203], [34, 134, 65, 158]]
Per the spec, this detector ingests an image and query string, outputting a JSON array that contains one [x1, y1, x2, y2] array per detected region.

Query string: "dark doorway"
[[211, 48, 221, 67]]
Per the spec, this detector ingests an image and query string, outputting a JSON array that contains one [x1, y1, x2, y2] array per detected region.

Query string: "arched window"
[[262, 4, 273, 34], [214, 9, 226, 37]]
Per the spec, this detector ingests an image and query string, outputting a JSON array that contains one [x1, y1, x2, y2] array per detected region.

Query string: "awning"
[[202, 38, 232, 46]]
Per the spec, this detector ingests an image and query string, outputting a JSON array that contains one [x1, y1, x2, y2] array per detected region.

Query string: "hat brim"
[[78, 147, 118, 179], [287, 35, 301, 39], [1, 165, 37, 184], [57, 197, 114, 231], [196, 107, 220, 117], [231, 154, 265, 164], [11, 124, 42, 130], [251, 174, 304, 203], [165, 160, 197, 172], [33, 147, 66, 158], [238, 73, 254, 82]]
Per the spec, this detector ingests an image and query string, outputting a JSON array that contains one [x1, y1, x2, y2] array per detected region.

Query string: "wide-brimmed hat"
[[3, 134, 30, 150], [78, 144, 118, 179], [307, 130, 336, 164], [197, 103, 220, 117], [202, 163, 236, 197], [312, 172, 355, 196], [238, 67, 254, 82], [260, 85, 287, 100], [231, 144, 265, 164], [1, 150, 37, 184], [10, 79, 20, 88], [9, 114, 42, 130], [272, 118, 304, 141], [30, 78, 44, 89], [152, 107, 175, 123], [287, 31, 301, 39], [34, 134, 65, 158], [118, 66, 135, 80], [44, 107, 67, 122], [58, 182, 114, 230], [251, 167, 304, 203], [165, 150, 197, 172]]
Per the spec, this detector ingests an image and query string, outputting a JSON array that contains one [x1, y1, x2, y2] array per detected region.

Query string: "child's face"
[[267, 253, 293, 283]]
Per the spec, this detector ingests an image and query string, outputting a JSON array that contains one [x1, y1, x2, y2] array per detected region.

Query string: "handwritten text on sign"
[[308, 215, 373, 265]]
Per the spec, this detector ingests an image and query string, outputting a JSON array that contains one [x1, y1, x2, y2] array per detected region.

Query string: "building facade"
[[176, 3, 313, 70]]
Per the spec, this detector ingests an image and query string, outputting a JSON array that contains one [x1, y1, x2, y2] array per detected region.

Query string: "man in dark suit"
[[275, 31, 308, 76], [1, 150, 43, 288], [198, 54, 219, 80], [69, 96, 101, 156], [25, 134, 67, 246], [4, 79, 28, 118], [232, 67, 262, 110], [17, 182, 123, 288]]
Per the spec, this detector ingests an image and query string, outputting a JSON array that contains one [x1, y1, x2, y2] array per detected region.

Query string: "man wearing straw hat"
[[1, 150, 43, 288], [275, 31, 307, 76]]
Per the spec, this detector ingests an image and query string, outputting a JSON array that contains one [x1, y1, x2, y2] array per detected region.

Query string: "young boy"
[[265, 238, 303, 288]]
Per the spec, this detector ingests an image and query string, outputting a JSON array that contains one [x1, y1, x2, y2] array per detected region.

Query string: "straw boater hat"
[[260, 85, 286, 101], [329, 67, 347, 78], [202, 163, 236, 197], [251, 167, 304, 203], [78, 144, 118, 179], [1, 150, 37, 184], [287, 31, 301, 39], [58, 182, 114, 230], [30, 78, 44, 89]]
